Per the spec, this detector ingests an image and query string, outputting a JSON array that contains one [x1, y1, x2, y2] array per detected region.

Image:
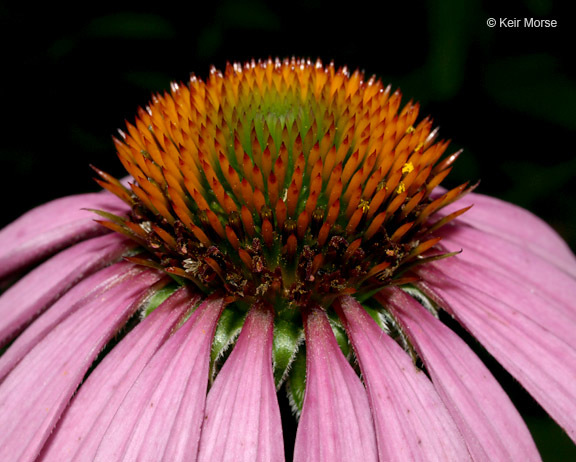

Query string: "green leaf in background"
[[196, 0, 280, 58], [85, 13, 176, 40], [485, 54, 576, 131]]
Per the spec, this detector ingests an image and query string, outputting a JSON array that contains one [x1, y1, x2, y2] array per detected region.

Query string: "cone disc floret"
[[96, 57, 470, 310]]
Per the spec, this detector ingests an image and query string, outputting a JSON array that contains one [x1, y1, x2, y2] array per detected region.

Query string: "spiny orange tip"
[[97, 57, 469, 307]]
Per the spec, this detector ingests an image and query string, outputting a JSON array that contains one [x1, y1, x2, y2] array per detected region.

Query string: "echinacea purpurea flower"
[[0, 57, 575, 461]]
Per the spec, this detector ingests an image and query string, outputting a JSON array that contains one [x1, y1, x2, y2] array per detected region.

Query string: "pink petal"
[[436, 189, 576, 275], [0, 268, 160, 462], [40, 287, 201, 461], [438, 224, 576, 325], [0, 191, 129, 280], [197, 302, 284, 461], [335, 295, 471, 461], [93, 296, 225, 462], [294, 306, 378, 462], [385, 287, 541, 460], [419, 258, 576, 442], [0, 233, 134, 346], [0, 261, 139, 381]]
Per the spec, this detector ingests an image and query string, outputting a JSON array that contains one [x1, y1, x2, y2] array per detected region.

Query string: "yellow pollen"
[[396, 182, 406, 194], [405, 125, 415, 134], [358, 199, 370, 213], [401, 162, 414, 174]]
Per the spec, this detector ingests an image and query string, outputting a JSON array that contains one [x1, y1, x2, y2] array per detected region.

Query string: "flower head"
[[1, 58, 575, 461], [99, 58, 467, 308]]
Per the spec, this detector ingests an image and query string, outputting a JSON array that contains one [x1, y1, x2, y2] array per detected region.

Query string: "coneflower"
[[0, 58, 574, 461]]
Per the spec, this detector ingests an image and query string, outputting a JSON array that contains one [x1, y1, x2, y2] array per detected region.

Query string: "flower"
[[0, 57, 575, 461]]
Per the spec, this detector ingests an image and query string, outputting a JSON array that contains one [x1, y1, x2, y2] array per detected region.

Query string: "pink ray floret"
[[0, 267, 162, 461], [0, 233, 134, 346], [438, 190, 576, 275], [0, 192, 129, 280], [197, 302, 284, 461], [420, 259, 576, 442], [0, 261, 141, 381], [92, 296, 224, 461], [40, 286, 201, 461], [386, 286, 541, 460], [336, 295, 471, 461], [294, 306, 378, 462]]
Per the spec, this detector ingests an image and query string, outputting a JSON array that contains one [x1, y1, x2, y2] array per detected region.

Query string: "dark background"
[[0, 0, 574, 459]]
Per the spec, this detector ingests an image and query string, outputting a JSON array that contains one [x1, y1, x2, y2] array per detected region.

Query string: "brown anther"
[[227, 211, 244, 240], [311, 208, 325, 237], [282, 218, 297, 242], [260, 205, 273, 222], [253, 255, 265, 273]]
